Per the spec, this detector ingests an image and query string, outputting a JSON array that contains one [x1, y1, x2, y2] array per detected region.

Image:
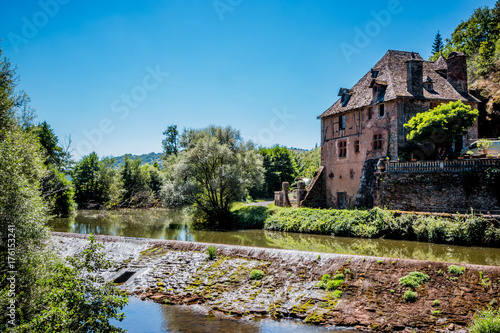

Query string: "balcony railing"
[[386, 158, 500, 174]]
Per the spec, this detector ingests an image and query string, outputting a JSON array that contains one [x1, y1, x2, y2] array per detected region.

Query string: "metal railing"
[[386, 158, 500, 174]]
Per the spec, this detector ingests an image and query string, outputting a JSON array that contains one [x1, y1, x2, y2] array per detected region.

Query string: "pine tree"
[[432, 31, 443, 55]]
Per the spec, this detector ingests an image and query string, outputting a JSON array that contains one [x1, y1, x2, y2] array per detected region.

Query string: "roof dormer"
[[338, 88, 353, 107]]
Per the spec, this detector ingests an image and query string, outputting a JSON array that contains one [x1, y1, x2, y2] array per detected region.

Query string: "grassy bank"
[[262, 207, 500, 247]]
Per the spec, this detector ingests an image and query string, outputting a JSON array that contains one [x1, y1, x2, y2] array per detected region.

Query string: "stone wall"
[[301, 166, 326, 208], [374, 171, 500, 213]]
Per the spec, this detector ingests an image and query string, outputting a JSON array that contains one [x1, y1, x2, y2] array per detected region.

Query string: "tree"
[[258, 145, 298, 197], [162, 124, 179, 157], [162, 126, 264, 228], [404, 101, 479, 157], [73, 153, 119, 208], [120, 156, 154, 207], [431, 31, 443, 56], [294, 145, 321, 179]]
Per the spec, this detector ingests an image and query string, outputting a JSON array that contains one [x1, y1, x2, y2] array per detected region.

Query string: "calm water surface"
[[49, 209, 500, 266], [113, 297, 358, 333]]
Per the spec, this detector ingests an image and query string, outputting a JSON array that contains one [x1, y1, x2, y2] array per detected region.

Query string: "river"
[[50, 209, 500, 266]]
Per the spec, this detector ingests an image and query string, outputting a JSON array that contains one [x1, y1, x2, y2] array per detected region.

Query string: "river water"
[[50, 209, 500, 266], [113, 297, 356, 332]]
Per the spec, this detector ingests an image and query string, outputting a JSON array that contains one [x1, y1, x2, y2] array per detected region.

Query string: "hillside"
[[111, 152, 163, 168]]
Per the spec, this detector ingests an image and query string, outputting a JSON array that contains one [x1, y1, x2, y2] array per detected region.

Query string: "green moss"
[[305, 312, 324, 324], [249, 269, 264, 280], [402, 289, 418, 302], [399, 271, 430, 288], [433, 299, 440, 306], [377, 260, 383, 264]]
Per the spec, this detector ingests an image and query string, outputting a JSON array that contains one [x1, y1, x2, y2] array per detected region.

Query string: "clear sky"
[[0, 0, 496, 160]]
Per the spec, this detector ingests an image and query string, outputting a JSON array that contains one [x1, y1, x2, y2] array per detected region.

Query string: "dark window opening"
[[339, 115, 346, 130], [113, 271, 136, 285], [337, 192, 347, 209], [378, 104, 385, 117], [373, 134, 383, 150], [339, 140, 347, 158], [354, 140, 360, 153], [368, 107, 373, 120], [350, 169, 355, 179]]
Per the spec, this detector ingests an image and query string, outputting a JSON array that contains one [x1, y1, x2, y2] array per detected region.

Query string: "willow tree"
[[162, 126, 264, 229]]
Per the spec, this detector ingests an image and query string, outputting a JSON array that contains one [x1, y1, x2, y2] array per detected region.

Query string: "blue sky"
[[0, 0, 496, 160]]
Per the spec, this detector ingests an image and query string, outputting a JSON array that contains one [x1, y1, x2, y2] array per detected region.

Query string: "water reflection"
[[113, 297, 357, 332], [49, 210, 500, 266]]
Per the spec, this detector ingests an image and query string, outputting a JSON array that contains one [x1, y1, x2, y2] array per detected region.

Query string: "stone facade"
[[317, 50, 480, 209], [373, 171, 500, 213]]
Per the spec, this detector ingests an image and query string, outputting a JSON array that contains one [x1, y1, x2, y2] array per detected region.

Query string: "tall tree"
[[431, 31, 443, 55], [162, 124, 179, 157], [258, 145, 298, 197], [162, 126, 264, 229]]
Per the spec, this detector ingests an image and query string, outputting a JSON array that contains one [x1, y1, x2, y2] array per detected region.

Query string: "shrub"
[[249, 270, 264, 280], [326, 279, 343, 291], [448, 265, 466, 275], [399, 271, 430, 288], [468, 308, 500, 333], [402, 289, 418, 302], [207, 245, 216, 260], [318, 273, 344, 290]]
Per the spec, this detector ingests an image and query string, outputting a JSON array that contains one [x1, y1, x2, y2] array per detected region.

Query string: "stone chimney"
[[406, 59, 424, 96], [445, 52, 468, 95]]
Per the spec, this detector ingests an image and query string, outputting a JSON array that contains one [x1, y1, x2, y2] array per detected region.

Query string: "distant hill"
[[111, 152, 163, 168], [288, 147, 309, 154]]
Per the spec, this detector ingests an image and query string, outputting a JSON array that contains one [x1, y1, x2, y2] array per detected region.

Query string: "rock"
[[448, 323, 455, 331], [436, 317, 448, 325]]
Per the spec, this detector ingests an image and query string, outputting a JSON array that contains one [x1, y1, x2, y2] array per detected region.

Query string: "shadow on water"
[[50, 209, 500, 266], [112, 297, 359, 333]]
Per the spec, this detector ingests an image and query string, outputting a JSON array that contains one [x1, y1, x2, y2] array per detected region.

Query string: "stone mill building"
[[304, 50, 480, 209]]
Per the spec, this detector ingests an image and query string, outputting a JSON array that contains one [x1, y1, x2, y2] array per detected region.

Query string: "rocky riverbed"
[[52, 232, 500, 332]]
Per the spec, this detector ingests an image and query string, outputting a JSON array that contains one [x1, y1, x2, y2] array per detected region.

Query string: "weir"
[[53, 232, 500, 332]]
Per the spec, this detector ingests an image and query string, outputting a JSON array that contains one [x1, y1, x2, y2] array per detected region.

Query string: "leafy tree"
[[162, 124, 179, 157], [162, 126, 264, 228], [258, 145, 298, 197], [17, 235, 128, 332], [121, 155, 154, 207], [148, 162, 163, 200], [294, 145, 321, 180], [404, 101, 479, 156], [0, 44, 126, 331], [431, 31, 443, 56], [73, 153, 120, 208]]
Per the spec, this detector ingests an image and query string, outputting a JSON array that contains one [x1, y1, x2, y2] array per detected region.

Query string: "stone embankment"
[[53, 232, 500, 332]]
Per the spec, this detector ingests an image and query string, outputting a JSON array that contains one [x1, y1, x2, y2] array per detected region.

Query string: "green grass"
[[469, 308, 500, 333], [318, 273, 345, 291], [249, 269, 264, 280], [263, 207, 498, 247], [399, 271, 430, 288], [207, 245, 216, 260]]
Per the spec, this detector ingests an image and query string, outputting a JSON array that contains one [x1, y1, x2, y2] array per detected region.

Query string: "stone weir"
[[52, 232, 500, 332]]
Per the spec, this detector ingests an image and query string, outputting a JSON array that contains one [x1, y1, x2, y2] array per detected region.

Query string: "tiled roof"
[[318, 50, 479, 119]]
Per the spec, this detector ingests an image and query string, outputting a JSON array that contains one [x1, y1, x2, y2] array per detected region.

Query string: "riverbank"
[[261, 207, 500, 248], [53, 232, 500, 332]]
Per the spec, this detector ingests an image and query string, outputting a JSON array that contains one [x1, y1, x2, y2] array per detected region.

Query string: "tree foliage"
[[258, 145, 298, 197], [431, 31, 443, 56], [162, 126, 264, 229], [404, 101, 479, 149], [162, 124, 179, 157]]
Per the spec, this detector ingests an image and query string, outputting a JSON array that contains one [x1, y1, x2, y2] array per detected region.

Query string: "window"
[[354, 140, 360, 153], [350, 169, 355, 179], [339, 140, 347, 158], [378, 104, 385, 117], [368, 107, 373, 120], [337, 192, 347, 209], [373, 134, 383, 150], [339, 115, 346, 130]]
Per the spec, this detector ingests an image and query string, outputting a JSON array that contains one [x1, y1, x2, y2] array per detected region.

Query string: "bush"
[[263, 207, 495, 247], [399, 271, 430, 288], [249, 270, 264, 280], [318, 273, 344, 290], [231, 203, 273, 229], [448, 265, 466, 275], [402, 289, 418, 302], [469, 308, 500, 333], [207, 245, 216, 260]]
